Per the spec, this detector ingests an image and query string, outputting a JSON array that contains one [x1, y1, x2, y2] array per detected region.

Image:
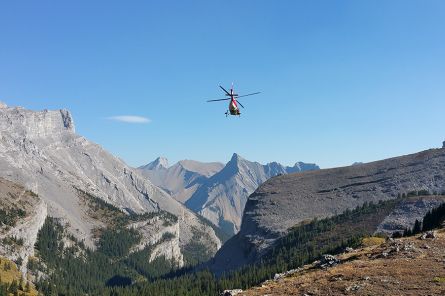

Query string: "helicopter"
[[206, 84, 260, 116]]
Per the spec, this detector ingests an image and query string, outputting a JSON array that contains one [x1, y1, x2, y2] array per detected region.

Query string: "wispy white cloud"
[[107, 115, 151, 124]]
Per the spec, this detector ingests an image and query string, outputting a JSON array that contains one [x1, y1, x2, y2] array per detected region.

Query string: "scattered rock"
[[345, 247, 354, 253], [420, 231, 436, 240], [345, 284, 362, 292], [273, 268, 302, 280], [318, 254, 340, 269], [330, 274, 344, 282], [221, 289, 243, 296]]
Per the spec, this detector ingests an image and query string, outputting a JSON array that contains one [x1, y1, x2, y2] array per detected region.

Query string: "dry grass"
[[362, 236, 386, 247], [0, 257, 38, 296], [242, 230, 445, 296]]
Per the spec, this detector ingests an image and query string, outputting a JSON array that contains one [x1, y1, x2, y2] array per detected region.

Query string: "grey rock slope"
[[212, 148, 445, 271], [138, 158, 224, 203], [186, 153, 319, 235], [0, 177, 46, 274], [0, 103, 221, 265], [376, 195, 445, 234]]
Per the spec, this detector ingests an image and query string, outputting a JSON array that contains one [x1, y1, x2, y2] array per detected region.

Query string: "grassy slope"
[[0, 257, 38, 296]]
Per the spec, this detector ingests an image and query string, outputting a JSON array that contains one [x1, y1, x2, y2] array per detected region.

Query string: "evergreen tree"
[[8, 279, 18, 294], [412, 219, 422, 234]]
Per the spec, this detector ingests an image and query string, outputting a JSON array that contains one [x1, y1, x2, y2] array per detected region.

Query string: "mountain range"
[[0, 103, 221, 271], [211, 146, 445, 271], [139, 153, 319, 235], [1, 101, 445, 295]]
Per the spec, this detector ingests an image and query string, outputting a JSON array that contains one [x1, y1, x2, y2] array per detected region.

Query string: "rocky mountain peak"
[[290, 161, 320, 173], [443, 140, 445, 148], [230, 153, 244, 163], [0, 104, 75, 138], [141, 156, 169, 170], [220, 153, 250, 177]]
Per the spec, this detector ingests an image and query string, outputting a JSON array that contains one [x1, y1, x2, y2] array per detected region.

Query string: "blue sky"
[[1, 1, 444, 168]]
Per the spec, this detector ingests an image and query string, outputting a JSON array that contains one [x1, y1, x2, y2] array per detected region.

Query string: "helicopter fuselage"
[[228, 98, 240, 115]]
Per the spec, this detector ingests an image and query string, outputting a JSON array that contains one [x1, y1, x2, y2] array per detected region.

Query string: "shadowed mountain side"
[[212, 147, 445, 271]]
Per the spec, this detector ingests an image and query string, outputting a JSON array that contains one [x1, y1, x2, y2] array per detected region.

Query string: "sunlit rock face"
[[0, 104, 221, 265]]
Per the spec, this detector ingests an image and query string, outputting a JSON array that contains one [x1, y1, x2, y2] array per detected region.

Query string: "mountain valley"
[[0, 103, 444, 295]]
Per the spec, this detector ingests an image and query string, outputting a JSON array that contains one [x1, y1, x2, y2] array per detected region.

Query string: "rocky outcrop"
[[130, 217, 184, 266], [186, 153, 319, 235], [0, 104, 221, 263], [212, 148, 445, 271]]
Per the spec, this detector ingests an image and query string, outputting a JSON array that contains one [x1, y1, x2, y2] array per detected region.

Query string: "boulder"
[[420, 231, 436, 240], [221, 289, 243, 296], [318, 254, 340, 269]]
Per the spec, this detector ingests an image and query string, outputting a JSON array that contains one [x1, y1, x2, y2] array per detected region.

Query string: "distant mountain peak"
[[141, 157, 169, 170], [229, 153, 247, 165], [185, 153, 319, 235], [291, 161, 320, 173]]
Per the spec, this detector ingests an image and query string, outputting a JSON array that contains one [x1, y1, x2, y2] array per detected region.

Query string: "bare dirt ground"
[[241, 229, 445, 296]]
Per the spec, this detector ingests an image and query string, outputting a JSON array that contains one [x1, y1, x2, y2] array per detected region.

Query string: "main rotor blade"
[[219, 85, 231, 96], [237, 100, 245, 108], [206, 98, 232, 102], [236, 92, 261, 98]]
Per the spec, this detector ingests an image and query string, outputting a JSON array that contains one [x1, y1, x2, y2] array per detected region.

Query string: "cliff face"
[[0, 104, 221, 265], [212, 148, 445, 271], [0, 105, 74, 139], [130, 217, 184, 266]]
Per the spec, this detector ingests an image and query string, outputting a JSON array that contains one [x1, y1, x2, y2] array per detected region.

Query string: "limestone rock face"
[[212, 148, 445, 271], [0, 105, 220, 263], [130, 217, 184, 266]]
